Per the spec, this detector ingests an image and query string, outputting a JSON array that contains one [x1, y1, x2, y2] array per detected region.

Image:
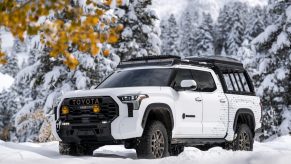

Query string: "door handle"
[[195, 97, 203, 102], [182, 113, 196, 119], [220, 99, 227, 103]]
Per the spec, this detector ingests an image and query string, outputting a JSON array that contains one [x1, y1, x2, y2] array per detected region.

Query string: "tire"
[[136, 121, 169, 159], [170, 144, 184, 156], [232, 124, 254, 151]]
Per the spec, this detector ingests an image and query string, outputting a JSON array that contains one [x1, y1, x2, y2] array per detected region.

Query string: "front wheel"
[[232, 124, 254, 151], [136, 121, 169, 159]]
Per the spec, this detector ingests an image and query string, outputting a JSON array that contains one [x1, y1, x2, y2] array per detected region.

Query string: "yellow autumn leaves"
[[0, 0, 125, 69], [0, 51, 6, 64]]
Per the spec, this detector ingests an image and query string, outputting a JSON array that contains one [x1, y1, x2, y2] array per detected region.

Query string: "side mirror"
[[180, 80, 197, 91]]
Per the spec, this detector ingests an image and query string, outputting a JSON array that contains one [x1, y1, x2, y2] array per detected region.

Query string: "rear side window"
[[239, 73, 250, 92], [223, 74, 234, 91], [229, 73, 239, 91], [222, 71, 253, 94], [191, 70, 217, 92]]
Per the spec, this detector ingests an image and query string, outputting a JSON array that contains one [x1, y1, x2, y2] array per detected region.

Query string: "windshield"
[[98, 68, 173, 88]]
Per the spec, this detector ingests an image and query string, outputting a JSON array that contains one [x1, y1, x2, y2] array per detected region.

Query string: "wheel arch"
[[233, 108, 256, 135], [141, 103, 174, 132]]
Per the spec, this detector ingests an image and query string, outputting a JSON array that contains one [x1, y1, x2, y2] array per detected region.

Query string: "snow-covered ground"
[[0, 136, 291, 164]]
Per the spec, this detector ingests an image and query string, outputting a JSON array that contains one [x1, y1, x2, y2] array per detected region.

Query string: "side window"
[[234, 73, 244, 92], [229, 73, 239, 91], [191, 70, 217, 92], [223, 71, 252, 94], [173, 69, 193, 88], [223, 74, 234, 91], [239, 72, 251, 92]]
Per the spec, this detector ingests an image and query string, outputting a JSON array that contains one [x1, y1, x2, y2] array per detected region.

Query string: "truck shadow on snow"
[[93, 152, 137, 159]]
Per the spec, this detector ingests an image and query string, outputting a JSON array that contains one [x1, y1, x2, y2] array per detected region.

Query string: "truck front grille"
[[60, 96, 119, 125]]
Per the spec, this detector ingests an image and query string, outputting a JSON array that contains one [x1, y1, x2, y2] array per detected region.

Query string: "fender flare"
[[233, 108, 255, 131], [141, 103, 174, 130]]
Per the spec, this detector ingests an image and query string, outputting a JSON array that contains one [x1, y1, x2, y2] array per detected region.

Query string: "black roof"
[[118, 55, 244, 71]]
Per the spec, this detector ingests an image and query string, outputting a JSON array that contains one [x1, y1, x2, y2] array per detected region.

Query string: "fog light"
[[62, 122, 70, 126], [61, 106, 69, 115], [93, 104, 101, 113]]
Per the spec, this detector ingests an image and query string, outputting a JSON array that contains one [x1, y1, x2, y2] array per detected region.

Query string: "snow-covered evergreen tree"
[[160, 14, 180, 56], [225, 5, 245, 56], [160, 18, 168, 55], [180, 11, 198, 57], [215, 2, 248, 56], [252, 0, 291, 138], [196, 13, 214, 56], [0, 90, 19, 141], [244, 6, 266, 42], [214, 7, 229, 55], [114, 0, 161, 60], [0, 52, 19, 77]]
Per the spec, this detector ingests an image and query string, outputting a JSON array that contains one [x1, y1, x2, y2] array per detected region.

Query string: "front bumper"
[[56, 121, 121, 144], [52, 95, 147, 143]]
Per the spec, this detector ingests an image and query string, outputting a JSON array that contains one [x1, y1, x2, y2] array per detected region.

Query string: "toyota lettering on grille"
[[69, 98, 99, 106]]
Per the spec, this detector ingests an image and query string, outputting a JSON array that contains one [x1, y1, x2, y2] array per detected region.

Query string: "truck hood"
[[62, 87, 164, 99]]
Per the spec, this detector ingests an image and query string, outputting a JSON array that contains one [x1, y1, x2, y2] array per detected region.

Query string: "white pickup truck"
[[52, 56, 262, 159]]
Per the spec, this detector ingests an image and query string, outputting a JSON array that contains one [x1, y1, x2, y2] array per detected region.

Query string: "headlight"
[[118, 94, 148, 110]]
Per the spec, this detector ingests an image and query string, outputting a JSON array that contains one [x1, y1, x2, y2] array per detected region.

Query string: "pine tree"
[[196, 13, 214, 57], [215, 2, 248, 55], [160, 14, 180, 56], [214, 6, 231, 55], [179, 11, 197, 57], [244, 6, 266, 42], [252, 0, 291, 138], [0, 90, 19, 141], [114, 0, 161, 60], [160, 18, 168, 55], [225, 4, 245, 56], [0, 53, 19, 77]]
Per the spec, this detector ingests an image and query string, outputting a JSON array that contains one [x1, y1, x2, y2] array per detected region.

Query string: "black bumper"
[[57, 122, 120, 144]]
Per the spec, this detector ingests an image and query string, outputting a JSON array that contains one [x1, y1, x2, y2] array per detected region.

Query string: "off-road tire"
[[136, 121, 169, 159], [232, 124, 254, 151]]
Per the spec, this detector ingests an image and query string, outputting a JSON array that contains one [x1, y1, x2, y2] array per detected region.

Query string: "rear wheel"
[[232, 124, 253, 151], [136, 121, 169, 159]]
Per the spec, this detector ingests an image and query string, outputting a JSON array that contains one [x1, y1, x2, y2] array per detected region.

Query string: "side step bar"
[[171, 138, 226, 146]]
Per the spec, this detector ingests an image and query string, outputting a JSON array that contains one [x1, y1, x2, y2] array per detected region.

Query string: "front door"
[[173, 69, 203, 137]]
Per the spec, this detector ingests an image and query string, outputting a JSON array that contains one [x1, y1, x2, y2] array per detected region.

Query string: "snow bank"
[[0, 136, 291, 164]]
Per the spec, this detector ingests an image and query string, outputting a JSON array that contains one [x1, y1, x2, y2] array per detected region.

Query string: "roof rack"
[[118, 55, 181, 68], [117, 55, 244, 70]]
